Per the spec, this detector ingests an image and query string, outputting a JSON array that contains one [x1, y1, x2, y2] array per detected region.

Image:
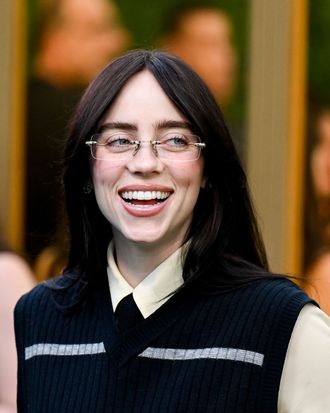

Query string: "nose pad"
[[132, 141, 158, 158], [128, 141, 163, 173]]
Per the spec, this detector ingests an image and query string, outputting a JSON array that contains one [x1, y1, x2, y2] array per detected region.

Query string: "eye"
[[100, 133, 134, 147], [162, 133, 190, 148], [108, 137, 132, 147]]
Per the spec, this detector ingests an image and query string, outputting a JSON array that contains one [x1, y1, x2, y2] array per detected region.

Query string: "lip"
[[120, 195, 171, 217], [118, 184, 173, 218], [118, 184, 173, 192]]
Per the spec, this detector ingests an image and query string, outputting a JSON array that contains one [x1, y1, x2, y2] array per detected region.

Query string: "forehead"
[[179, 10, 232, 40], [102, 70, 186, 125], [60, 0, 117, 26]]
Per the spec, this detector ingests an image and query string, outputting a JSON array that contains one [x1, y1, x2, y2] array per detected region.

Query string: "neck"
[[113, 237, 184, 288]]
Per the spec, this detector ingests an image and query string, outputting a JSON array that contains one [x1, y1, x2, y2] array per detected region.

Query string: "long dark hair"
[[61, 49, 269, 295]]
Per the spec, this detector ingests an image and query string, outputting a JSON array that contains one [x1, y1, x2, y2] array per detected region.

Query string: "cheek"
[[172, 161, 205, 190], [92, 161, 121, 187], [91, 163, 123, 216], [91, 166, 117, 223]]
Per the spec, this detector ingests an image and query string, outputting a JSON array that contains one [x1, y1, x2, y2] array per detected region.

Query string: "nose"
[[126, 141, 164, 174]]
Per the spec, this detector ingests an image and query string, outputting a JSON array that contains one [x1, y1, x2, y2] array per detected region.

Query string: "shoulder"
[[237, 278, 315, 357], [230, 276, 311, 308], [14, 280, 52, 321], [197, 276, 313, 332], [14, 272, 84, 319], [208, 277, 314, 336], [249, 277, 314, 319]]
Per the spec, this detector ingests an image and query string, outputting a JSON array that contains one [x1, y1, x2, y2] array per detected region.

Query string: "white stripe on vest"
[[25, 342, 106, 360], [138, 347, 264, 367], [25, 343, 264, 367]]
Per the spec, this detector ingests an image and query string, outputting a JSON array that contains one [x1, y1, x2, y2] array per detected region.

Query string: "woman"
[[15, 50, 329, 412]]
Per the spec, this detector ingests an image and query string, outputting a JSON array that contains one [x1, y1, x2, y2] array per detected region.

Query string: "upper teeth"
[[121, 191, 170, 200]]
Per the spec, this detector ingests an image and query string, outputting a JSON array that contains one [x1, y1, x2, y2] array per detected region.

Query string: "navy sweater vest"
[[15, 274, 312, 412]]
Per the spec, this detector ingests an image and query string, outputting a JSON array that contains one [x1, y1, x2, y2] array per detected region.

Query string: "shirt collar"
[[107, 241, 185, 318]]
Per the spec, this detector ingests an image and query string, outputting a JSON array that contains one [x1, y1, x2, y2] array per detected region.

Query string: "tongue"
[[129, 199, 160, 205]]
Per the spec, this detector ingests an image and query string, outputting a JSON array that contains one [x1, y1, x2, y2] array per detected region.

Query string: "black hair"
[[60, 49, 269, 297]]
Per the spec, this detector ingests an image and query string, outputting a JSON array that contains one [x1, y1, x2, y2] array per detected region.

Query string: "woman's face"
[[91, 70, 205, 252]]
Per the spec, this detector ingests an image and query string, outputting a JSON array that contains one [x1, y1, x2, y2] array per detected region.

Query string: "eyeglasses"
[[85, 131, 206, 162]]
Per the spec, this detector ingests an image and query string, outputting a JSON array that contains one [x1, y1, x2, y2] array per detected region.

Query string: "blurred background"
[[1, 0, 330, 310]]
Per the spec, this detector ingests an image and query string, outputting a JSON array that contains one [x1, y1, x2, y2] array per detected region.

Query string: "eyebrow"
[[155, 120, 192, 130], [98, 122, 137, 133], [98, 120, 192, 133]]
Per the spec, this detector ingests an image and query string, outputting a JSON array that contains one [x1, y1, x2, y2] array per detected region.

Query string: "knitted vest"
[[15, 274, 311, 412]]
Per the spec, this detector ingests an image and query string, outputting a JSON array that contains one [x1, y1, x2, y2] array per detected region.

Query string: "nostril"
[[126, 144, 164, 174]]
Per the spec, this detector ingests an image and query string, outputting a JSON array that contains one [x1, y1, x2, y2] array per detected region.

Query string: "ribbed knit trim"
[[256, 282, 312, 412]]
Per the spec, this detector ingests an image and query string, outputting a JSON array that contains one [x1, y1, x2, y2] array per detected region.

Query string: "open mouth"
[[120, 190, 171, 205]]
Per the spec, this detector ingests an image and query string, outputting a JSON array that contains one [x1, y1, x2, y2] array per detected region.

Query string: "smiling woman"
[[14, 50, 330, 412], [89, 70, 205, 280]]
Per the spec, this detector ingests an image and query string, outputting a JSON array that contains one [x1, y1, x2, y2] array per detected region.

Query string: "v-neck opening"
[[93, 270, 197, 367]]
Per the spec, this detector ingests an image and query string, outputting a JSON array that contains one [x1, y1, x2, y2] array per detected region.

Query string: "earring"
[[206, 181, 213, 191], [202, 180, 213, 191], [83, 182, 93, 194]]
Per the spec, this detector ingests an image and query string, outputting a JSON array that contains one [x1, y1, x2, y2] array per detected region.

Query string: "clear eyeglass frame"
[[85, 131, 206, 162]]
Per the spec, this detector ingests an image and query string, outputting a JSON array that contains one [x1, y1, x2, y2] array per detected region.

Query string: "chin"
[[127, 234, 164, 245]]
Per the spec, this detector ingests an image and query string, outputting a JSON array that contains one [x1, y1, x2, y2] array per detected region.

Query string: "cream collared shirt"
[[107, 244, 330, 412], [107, 243, 183, 318]]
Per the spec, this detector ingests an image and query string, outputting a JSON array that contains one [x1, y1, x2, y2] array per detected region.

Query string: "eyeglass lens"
[[88, 132, 204, 162]]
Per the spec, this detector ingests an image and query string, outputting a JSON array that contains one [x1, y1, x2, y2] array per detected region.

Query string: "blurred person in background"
[[0, 237, 35, 413], [158, 3, 245, 161], [25, 0, 130, 278], [304, 108, 330, 315], [33, 0, 130, 88], [310, 108, 330, 244], [306, 249, 330, 315], [159, 3, 237, 107]]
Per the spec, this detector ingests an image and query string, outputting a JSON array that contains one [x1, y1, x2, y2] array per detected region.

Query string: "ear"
[[201, 176, 207, 189]]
